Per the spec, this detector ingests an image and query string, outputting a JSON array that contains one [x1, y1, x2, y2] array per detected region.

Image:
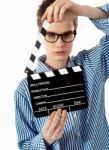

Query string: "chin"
[[54, 56, 68, 61]]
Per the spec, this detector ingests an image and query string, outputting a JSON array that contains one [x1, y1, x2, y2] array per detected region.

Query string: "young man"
[[14, 0, 109, 149]]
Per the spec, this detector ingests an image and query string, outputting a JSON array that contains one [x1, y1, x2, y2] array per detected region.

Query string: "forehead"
[[47, 12, 74, 33], [47, 21, 74, 33]]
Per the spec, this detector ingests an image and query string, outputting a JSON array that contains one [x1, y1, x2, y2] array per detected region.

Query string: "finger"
[[59, 2, 72, 21], [48, 109, 62, 134], [41, 2, 55, 21], [42, 111, 56, 132], [56, 130, 63, 140], [41, 9, 48, 21], [53, 5, 60, 22], [41, 1, 64, 22], [53, 2, 65, 22], [52, 110, 67, 139], [46, 5, 55, 23], [59, 5, 66, 21], [59, 110, 67, 125]]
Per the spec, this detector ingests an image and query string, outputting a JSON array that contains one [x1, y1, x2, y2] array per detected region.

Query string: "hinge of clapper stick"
[[24, 20, 49, 75]]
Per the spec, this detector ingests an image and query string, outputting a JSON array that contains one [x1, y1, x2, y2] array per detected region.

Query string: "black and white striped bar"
[[24, 20, 49, 74], [27, 66, 88, 117]]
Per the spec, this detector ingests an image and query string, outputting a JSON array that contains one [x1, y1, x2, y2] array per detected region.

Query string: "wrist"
[[70, 2, 83, 16], [44, 139, 52, 148]]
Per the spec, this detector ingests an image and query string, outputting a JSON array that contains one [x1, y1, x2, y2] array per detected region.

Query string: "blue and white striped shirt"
[[14, 4, 109, 150]]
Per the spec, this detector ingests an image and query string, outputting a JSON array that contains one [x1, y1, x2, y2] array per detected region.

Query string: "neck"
[[45, 59, 68, 69]]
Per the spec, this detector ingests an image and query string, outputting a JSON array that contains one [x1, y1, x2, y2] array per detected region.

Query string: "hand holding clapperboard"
[[25, 21, 88, 117]]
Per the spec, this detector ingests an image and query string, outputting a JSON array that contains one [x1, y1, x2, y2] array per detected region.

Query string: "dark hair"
[[36, 0, 78, 30]]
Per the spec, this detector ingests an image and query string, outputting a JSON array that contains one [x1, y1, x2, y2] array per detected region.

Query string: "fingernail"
[[50, 111, 56, 117], [48, 19, 51, 23], [58, 108, 62, 112]]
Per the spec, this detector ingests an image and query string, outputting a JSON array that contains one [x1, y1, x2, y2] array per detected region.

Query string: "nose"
[[55, 36, 64, 47]]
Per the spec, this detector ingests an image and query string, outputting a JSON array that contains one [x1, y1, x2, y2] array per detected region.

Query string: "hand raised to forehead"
[[41, 0, 75, 23]]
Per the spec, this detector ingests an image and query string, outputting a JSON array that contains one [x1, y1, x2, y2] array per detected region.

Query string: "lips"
[[55, 51, 65, 55]]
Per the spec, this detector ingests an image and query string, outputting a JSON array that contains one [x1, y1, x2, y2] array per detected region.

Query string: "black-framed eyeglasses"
[[45, 30, 76, 43]]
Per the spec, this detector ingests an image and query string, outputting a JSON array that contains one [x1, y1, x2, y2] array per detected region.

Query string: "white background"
[[0, 0, 109, 149]]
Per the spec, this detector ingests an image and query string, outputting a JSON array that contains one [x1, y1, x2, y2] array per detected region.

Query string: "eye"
[[63, 32, 74, 39], [46, 32, 56, 38]]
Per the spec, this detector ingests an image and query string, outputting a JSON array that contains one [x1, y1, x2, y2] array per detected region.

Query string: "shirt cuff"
[[30, 132, 47, 150], [90, 3, 109, 35], [98, 3, 109, 13], [30, 132, 60, 150]]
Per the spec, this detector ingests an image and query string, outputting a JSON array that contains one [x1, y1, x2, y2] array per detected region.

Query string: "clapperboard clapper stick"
[[25, 21, 88, 117]]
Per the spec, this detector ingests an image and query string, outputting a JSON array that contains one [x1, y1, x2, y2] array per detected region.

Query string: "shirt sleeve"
[[91, 4, 109, 35], [14, 79, 60, 150], [87, 3, 109, 81]]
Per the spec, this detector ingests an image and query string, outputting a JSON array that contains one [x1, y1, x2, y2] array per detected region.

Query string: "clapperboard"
[[25, 21, 88, 117]]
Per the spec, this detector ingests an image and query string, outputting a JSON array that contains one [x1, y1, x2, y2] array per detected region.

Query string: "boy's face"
[[44, 12, 75, 63]]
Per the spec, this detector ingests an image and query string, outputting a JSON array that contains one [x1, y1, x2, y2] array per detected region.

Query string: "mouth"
[[55, 51, 65, 56]]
